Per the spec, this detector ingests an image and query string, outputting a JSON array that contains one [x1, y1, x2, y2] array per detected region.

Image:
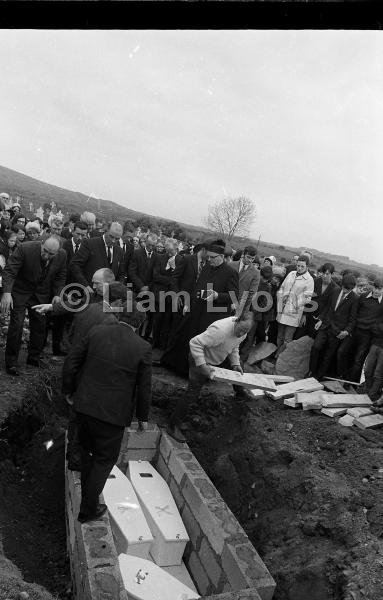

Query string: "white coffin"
[[103, 465, 153, 558], [118, 554, 200, 600], [163, 562, 198, 593], [128, 460, 189, 566]]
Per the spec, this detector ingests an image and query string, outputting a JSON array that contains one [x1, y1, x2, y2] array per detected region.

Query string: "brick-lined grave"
[[65, 423, 276, 600]]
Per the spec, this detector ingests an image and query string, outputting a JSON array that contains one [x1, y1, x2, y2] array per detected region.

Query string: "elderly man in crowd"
[[70, 222, 125, 293], [128, 233, 157, 339], [276, 254, 314, 350], [1, 236, 66, 375], [62, 301, 152, 523], [167, 311, 253, 442]]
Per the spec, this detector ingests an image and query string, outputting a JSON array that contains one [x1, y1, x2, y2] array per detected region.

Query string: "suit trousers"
[[309, 328, 341, 380], [5, 297, 47, 367], [76, 412, 124, 516], [337, 329, 371, 382], [364, 345, 383, 402]]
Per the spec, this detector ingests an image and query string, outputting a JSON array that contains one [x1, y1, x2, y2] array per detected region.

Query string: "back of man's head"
[[342, 273, 356, 291], [92, 268, 115, 284]]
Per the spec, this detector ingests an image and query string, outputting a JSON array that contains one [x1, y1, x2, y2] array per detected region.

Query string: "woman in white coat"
[[276, 255, 314, 348]]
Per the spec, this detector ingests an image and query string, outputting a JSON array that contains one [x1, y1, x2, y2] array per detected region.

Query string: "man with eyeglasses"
[[70, 222, 126, 295], [0, 236, 67, 375]]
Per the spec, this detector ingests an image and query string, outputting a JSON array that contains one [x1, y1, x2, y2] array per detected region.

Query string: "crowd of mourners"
[[1, 200, 383, 523]]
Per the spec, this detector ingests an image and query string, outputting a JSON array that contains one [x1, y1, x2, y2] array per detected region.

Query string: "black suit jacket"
[[170, 254, 200, 296], [69, 236, 125, 287], [319, 288, 358, 335], [152, 253, 174, 298], [2, 241, 67, 305], [62, 322, 152, 427], [128, 248, 156, 292], [122, 241, 134, 286]]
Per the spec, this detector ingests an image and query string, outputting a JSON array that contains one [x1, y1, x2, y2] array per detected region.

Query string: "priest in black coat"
[[161, 239, 239, 376]]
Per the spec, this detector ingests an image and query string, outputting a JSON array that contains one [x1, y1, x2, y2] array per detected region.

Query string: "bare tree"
[[203, 196, 256, 241]]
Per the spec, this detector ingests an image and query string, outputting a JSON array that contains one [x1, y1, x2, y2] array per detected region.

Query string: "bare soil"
[[1, 352, 383, 600]]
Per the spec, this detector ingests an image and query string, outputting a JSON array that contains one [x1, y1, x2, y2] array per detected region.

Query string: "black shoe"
[[78, 503, 107, 524], [166, 425, 187, 443], [6, 366, 20, 376], [26, 358, 49, 368]]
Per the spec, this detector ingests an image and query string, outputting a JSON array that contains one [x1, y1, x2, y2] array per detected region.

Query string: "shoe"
[[26, 358, 49, 368], [166, 425, 187, 443], [6, 366, 20, 376], [78, 503, 107, 524]]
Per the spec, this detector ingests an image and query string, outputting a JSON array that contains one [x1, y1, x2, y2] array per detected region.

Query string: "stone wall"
[[117, 424, 276, 600]]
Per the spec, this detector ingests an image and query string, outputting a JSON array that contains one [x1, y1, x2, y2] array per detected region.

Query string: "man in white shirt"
[[167, 312, 253, 442]]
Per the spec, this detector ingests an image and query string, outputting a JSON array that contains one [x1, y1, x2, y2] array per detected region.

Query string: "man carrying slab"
[[167, 312, 253, 442]]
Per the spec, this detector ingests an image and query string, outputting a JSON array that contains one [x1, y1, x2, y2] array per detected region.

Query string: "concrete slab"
[[284, 398, 300, 408], [211, 367, 276, 391], [338, 415, 355, 427], [354, 414, 383, 429], [347, 407, 373, 418], [247, 342, 277, 365], [321, 407, 348, 418], [321, 394, 372, 408], [266, 378, 323, 401]]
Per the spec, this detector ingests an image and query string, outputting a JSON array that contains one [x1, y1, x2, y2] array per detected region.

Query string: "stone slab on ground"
[[275, 335, 314, 380], [347, 407, 373, 418], [284, 398, 300, 408], [321, 407, 348, 418], [249, 389, 266, 400], [338, 414, 355, 427], [321, 394, 372, 408], [298, 391, 326, 410], [354, 414, 383, 429], [211, 367, 276, 391], [266, 378, 323, 401], [247, 342, 277, 365], [320, 380, 348, 394]]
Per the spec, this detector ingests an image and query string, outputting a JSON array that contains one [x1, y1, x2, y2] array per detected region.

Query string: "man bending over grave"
[[167, 311, 253, 443]]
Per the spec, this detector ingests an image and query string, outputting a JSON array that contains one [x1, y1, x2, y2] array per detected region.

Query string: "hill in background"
[[0, 163, 381, 278]]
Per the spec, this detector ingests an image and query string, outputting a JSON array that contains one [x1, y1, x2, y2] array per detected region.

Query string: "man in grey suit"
[[230, 246, 260, 314]]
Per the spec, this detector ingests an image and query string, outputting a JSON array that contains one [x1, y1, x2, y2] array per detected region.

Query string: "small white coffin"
[[118, 554, 200, 600], [163, 562, 198, 593], [103, 465, 153, 558], [128, 461, 189, 567]]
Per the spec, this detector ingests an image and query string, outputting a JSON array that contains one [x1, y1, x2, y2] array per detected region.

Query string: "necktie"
[[74, 242, 80, 253], [197, 260, 204, 279], [107, 246, 112, 265], [335, 291, 344, 310]]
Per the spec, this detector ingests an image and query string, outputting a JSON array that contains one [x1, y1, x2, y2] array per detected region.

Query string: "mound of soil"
[[184, 391, 383, 600]]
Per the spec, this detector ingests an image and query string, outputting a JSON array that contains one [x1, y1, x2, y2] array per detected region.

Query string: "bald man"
[[1, 237, 67, 375], [70, 222, 126, 291]]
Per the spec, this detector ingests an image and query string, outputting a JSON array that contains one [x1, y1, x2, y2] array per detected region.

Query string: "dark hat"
[[207, 238, 226, 254], [193, 239, 209, 253]]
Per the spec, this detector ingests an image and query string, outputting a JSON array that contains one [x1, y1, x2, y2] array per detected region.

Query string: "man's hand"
[[183, 304, 189, 315], [205, 290, 218, 301], [86, 285, 94, 295], [337, 330, 348, 340], [314, 320, 322, 331], [32, 303, 53, 314], [138, 421, 148, 432], [52, 296, 61, 305], [198, 364, 214, 379], [299, 314, 307, 327], [232, 365, 243, 375], [1, 292, 13, 314]]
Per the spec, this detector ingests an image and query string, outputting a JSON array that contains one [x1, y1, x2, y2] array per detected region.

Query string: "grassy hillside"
[[0, 164, 381, 277]]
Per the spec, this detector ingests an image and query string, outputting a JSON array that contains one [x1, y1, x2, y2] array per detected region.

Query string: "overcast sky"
[[0, 30, 382, 265]]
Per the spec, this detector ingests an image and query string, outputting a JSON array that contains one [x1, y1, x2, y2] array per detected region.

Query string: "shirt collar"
[[296, 270, 309, 279]]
